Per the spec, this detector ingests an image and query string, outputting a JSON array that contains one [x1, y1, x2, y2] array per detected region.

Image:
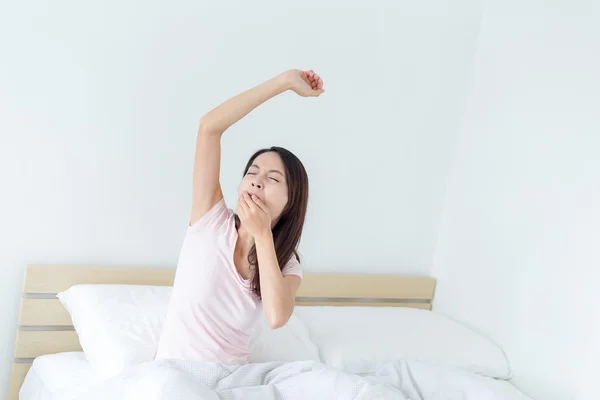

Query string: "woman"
[[156, 69, 325, 365]]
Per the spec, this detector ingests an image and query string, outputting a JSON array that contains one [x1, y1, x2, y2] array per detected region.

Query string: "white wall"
[[0, 0, 482, 395], [431, 2, 600, 400]]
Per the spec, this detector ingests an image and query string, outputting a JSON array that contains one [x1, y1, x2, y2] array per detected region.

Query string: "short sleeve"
[[188, 198, 231, 233], [281, 254, 303, 278]]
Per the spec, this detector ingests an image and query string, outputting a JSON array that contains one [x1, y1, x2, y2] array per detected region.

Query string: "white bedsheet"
[[69, 358, 531, 400], [20, 352, 531, 400], [20, 352, 101, 400]]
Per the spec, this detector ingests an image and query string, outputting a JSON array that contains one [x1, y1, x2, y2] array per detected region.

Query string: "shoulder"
[[281, 252, 303, 279], [187, 198, 235, 234]]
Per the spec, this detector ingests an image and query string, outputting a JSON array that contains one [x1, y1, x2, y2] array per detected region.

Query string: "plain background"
[[430, 2, 600, 399], [1, 1, 597, 399]]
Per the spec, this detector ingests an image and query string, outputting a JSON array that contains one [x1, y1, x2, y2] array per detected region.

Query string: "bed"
[[9, 264, 531, 400]]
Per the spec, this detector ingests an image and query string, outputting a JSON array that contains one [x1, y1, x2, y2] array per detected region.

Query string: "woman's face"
[[237, 151, 289, 224]]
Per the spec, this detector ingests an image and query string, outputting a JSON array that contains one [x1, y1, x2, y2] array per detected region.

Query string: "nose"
[[251, 181, 262, 190]]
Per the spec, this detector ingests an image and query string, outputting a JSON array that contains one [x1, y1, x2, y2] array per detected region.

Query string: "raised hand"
[[284, 69, 325, 97]]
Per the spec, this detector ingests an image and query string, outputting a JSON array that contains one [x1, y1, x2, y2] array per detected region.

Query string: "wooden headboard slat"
[[24, 265, 436, 300], [24, 264, 175, 293], [19, 298, 72, 326], [8, 364, 31, 400], [14, 330, 81, 358], [297, 273, 435, 300]]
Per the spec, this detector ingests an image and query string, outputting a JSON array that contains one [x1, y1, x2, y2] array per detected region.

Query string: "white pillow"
[[249, 313, 321, 363], [293, 306, 511, 379], [57, 284, 172, 379]]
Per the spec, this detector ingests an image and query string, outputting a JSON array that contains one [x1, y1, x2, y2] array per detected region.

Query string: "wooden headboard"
[[9, 264, 436, 399]]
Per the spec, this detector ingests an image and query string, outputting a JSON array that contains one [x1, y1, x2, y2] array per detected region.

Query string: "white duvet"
[[67, 359, 531, 400]]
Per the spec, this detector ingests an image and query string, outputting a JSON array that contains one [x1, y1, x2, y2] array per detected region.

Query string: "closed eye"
[[269, 177, 280, 183]]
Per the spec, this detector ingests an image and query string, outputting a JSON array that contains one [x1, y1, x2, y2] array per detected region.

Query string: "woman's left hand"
[[238, 192, 272, 239]]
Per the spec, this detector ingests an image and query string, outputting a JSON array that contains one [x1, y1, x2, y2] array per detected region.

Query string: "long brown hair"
[[235, 146, 309, 299]]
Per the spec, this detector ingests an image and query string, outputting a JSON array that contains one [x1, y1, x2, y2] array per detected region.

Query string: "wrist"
[[274, 71, 293, 92], [255, 229, 273, 246]]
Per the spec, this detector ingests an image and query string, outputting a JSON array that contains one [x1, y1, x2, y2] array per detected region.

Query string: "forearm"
[[254, 232, 294, 326], [199, 73, 290, 136]]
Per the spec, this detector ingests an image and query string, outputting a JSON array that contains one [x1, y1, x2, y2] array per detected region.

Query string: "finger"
[[250, 194, 268, 213], [240, 192, 252, 207], [317, 77, 323, 90], [309, 88, 324, 97], [242, 192, 256, 210], [237, 202, 246, 223], [237, 199, 247, 217]]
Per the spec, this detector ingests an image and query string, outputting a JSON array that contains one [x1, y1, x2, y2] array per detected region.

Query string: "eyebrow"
[[250, 164, 285, 177]]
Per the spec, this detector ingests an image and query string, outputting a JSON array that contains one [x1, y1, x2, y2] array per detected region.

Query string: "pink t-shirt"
[[155, 198, 302, 364]]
